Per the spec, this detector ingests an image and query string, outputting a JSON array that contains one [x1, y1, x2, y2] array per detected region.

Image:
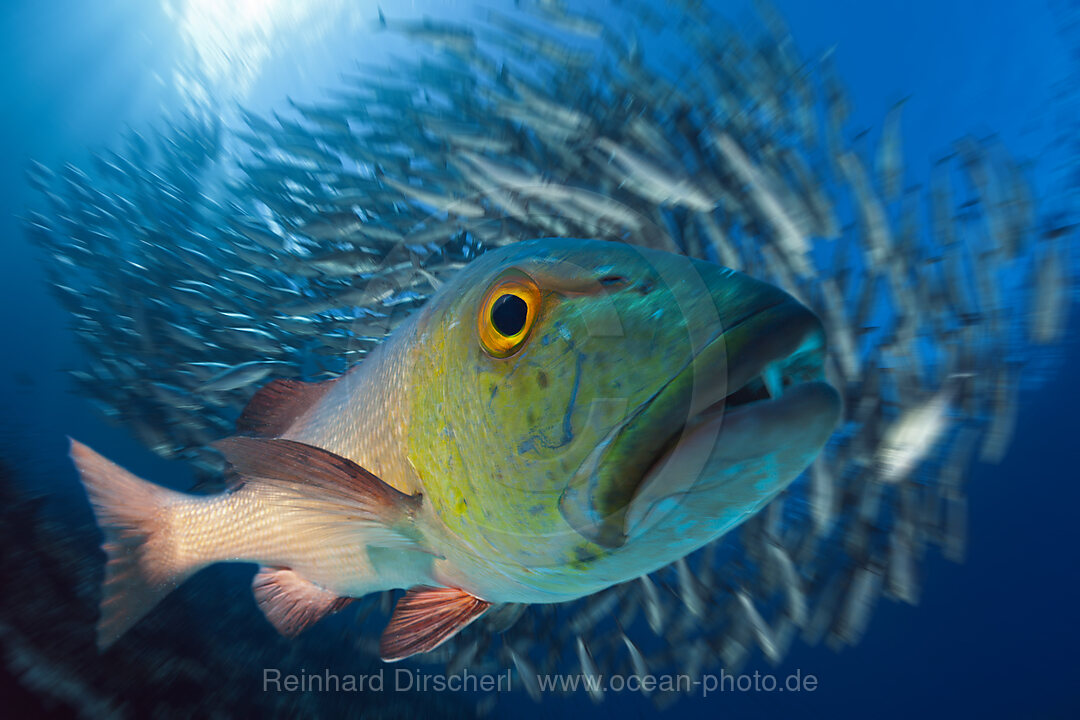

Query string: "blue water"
[[0, 0, 1077, 717]]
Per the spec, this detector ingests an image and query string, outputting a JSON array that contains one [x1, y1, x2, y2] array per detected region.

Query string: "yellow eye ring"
[[478, 269, 542, 358]]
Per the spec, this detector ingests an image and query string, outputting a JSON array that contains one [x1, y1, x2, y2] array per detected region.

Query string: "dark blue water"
[[0, 1, 1076, 717]]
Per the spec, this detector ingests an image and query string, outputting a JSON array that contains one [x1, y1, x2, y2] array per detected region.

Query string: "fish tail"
[[69, 439, 191, 650]]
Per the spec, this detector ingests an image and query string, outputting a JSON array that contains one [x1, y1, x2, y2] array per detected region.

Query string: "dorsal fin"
[[252, 567, 353, 637], [236, 378, 337, 437], [379, 587, 491, 662]]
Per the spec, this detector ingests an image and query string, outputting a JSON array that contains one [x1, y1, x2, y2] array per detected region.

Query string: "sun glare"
[[163, 0, 330, 104]]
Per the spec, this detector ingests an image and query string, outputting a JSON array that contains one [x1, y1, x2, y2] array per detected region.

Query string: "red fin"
[[236, 378, 337, 437], [379, 587, 492, 662], [69, 439, 191, 650], [213, 437, 421, 548], [252, 567, 353, 637]]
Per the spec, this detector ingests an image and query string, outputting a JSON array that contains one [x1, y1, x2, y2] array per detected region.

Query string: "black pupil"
[[491, 294, 528, 337]]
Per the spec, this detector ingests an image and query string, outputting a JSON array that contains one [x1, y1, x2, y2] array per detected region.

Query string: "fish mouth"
[[560, 293, 839, 549], [654, 297, 832, 462], [626, 308, 840, 536]]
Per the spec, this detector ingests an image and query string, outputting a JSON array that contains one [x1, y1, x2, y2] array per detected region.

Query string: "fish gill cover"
[[10, 0, 1078, 716]]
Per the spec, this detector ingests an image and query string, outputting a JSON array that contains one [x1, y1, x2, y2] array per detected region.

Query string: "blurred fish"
[[874, 374, 970, 484], [620, 630, 650, 690], [507, 645, 542, 702], [831, 565, 883, 647], [1029, 235, 1071, 344], [736, 589, 779, 663], [877, 99, 906, 201], [196, 361, 295, 393], [639, 574, 667, 635], [575, 637, 604, 704]]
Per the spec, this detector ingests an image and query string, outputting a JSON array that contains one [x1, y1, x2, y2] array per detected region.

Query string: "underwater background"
[[0, 0, 1077, 717]]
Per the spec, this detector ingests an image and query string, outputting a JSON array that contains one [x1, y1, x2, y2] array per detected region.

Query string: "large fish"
[[70, 238, 840, 661]]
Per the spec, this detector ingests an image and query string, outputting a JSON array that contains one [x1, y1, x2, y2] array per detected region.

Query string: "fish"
[[768, 542, 807, 626], [575, 636, 605, 704], [675, 557, 705, 619], [376, 171, 486, 219], [69, 238, 840, 660], [877, 99, 906, 201], [831, 564, 883, 647], [639, 573, 667, 635], [483, 601, 528, 633], [593, 137, 714, 211], [873, 374, 970, 484], [620, 630, 650, 688], [1029, 236, 1071, 344], [735, 589, 779, 663], [886, 517, 919, 605], [196, 360, 295, 393], [712, 132, 812, 276], [568, 590, 620, 634], [507, 645, 542, 702], [376, 8, 477, 54]]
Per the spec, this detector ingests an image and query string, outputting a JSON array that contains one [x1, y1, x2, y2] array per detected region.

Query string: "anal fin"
[[379, 587, 491, 662], [253, 567, 353, 637]]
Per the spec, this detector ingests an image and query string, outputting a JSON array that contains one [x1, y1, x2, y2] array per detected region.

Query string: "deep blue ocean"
[[0, 1, 1077, 717]]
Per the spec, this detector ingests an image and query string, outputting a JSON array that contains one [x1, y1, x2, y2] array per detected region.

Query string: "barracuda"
[[70, 238, 840, 661]]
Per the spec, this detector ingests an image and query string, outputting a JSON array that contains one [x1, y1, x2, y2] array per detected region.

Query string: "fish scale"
[[284, 320, 423, 495], [166, 487, 414, 595]]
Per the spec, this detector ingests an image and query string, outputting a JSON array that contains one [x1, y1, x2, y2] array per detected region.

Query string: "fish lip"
[[627, 380, 842, 535], [663, 293, 829, 432]]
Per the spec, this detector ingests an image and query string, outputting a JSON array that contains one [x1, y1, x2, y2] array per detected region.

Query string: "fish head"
[[406, 238, 839, 592]]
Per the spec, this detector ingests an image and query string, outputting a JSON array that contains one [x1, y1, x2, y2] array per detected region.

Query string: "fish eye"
[[491, 294, 528, 336], [478, 269, 542, 358]]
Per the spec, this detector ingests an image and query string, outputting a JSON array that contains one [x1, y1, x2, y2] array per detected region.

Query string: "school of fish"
[[22, 0, 1076, 711]]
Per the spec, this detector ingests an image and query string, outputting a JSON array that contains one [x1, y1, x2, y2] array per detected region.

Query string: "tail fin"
[[69, 439, 190, 650]]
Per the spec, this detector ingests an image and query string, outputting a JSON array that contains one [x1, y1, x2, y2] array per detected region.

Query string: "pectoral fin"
[[379, 587, 491, 662], [213, 437, 422, 549], [253, 567, 353, 637]]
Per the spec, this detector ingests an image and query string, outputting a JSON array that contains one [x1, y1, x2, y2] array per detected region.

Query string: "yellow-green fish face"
[[406, 238, 839, 597]]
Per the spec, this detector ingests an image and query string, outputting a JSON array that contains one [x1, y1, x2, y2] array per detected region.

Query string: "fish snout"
[[559, 256, 836, 551]]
